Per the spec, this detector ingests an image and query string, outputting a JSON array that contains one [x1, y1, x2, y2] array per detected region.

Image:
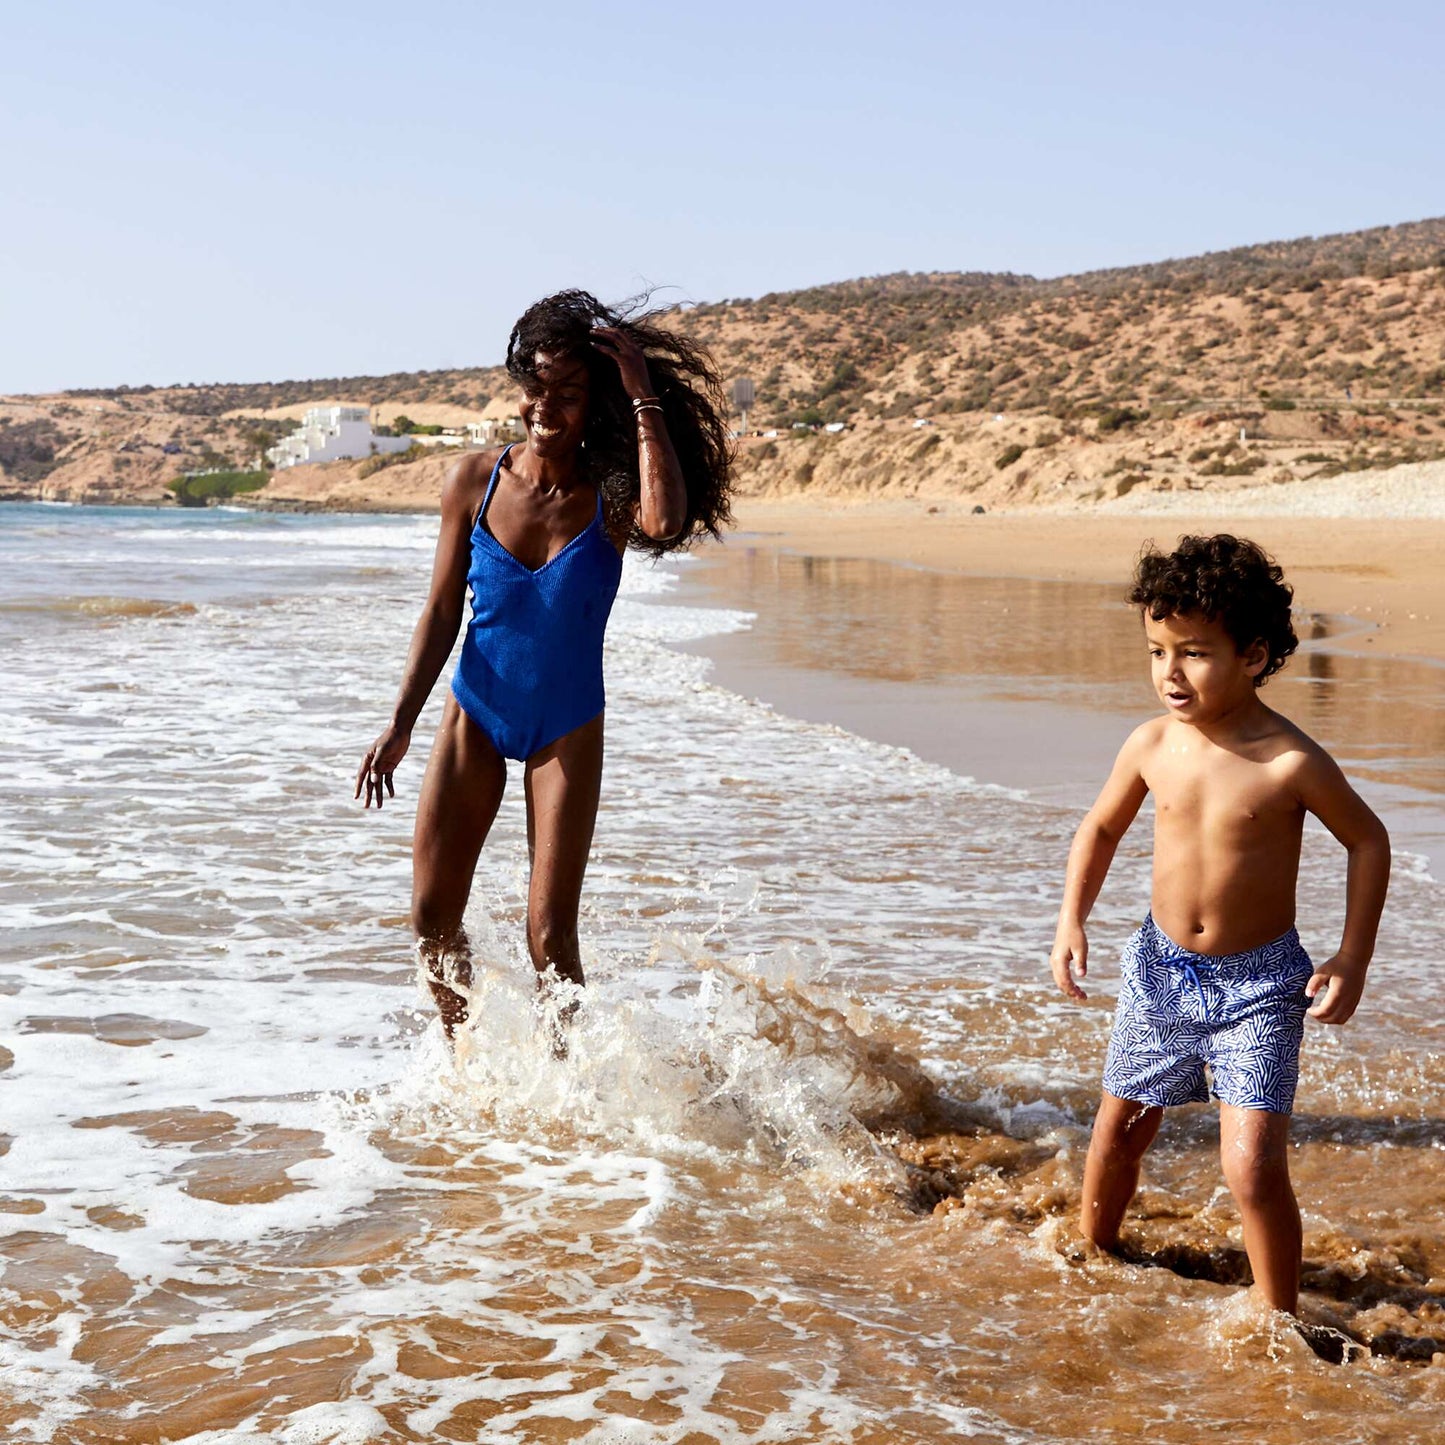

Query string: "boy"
[[1049, 534, 1390, 1315]]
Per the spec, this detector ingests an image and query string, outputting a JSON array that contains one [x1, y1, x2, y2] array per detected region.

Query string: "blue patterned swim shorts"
[[1101, 915, 1314, 1114]]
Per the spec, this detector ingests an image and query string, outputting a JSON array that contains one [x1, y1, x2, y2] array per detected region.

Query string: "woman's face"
[[517, 351, 590, 460]]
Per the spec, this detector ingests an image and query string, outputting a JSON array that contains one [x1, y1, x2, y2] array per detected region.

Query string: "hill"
[[683, 216, 1445, 423], [3, 217, 1443, 508]]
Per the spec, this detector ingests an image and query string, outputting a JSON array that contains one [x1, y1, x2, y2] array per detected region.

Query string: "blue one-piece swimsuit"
[[451, 445, 624, 760]]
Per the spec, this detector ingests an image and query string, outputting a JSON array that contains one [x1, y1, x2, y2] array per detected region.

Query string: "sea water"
[[1, 503, 1442, 1444]]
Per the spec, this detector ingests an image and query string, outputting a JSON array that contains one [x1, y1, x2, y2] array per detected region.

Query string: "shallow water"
[[1, 504, 1443, 1444], [681, 544, 1445, 854]]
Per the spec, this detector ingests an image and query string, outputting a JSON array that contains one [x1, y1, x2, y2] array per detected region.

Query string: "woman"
[[356, 290, 732, 1037]]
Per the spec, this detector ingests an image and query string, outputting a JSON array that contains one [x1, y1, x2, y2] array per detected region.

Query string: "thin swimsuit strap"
[[475, 443, 516, 527]]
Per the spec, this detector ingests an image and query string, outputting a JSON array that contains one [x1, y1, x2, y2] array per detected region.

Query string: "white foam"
[[177, 1401, 394, 1445], [0, 504, 1440, 1440], [0, 1317, 101, 1443]]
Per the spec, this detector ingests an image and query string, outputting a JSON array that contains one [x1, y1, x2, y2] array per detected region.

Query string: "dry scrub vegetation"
[[675, 216, 1445, 506], [4, 217, 1444, 508]]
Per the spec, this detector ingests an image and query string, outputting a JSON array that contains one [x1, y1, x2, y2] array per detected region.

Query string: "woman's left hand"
[[591, 326, 654, 400]]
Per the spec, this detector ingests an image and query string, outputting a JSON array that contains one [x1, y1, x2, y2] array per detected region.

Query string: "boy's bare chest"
[[1145, 749, 1301, 840]]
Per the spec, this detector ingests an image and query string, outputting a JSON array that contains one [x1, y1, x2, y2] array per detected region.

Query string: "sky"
[[2, 0, 1442, 394]]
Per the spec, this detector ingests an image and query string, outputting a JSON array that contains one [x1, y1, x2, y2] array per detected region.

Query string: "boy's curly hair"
[[1129, 534, 1298, 684], [506, 288, 733, 556]]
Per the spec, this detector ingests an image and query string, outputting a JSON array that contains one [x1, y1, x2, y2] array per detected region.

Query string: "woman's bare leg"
[[1219, 1104, 1300, 1313], [522, 713, 604, 991], [1081, 1091, 1165, 1249], [411, 697, 507, 1036]]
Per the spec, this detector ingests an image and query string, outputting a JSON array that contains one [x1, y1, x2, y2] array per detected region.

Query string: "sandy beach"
[[726, 492, 1445, 666], [11, 3, 1445, 1433]]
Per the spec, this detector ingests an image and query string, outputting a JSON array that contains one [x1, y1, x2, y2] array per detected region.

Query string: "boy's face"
[[1144, 610, 1267, 724]]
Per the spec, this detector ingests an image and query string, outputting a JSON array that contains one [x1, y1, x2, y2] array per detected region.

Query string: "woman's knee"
[[411, 888, 464, 944]]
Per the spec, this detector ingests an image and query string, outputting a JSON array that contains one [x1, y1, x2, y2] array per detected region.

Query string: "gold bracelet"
[[631, 395, 661, 409]]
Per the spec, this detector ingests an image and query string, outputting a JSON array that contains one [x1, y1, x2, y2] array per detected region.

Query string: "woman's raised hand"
[[355, 724, 411, 809], [591, 326, 653, 400]]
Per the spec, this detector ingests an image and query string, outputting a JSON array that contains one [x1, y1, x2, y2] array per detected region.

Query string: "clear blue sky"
[[3, 0, 1441, 394]]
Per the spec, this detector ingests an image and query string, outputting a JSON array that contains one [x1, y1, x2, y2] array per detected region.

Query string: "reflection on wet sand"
[[685, 544, 1445, 846], [706, 546, 1149, 691], [19, 1014, 208, 1047]]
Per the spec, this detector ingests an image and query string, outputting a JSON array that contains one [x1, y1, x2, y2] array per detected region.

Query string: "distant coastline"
[[4, 215, 1442, 512]]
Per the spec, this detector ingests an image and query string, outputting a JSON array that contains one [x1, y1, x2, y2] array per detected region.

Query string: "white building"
[[464, 416, 525, 448], [402, 433, 465, 451], [266, 406, 414, 470]]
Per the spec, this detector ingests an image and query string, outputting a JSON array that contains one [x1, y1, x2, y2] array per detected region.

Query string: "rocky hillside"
[[685, 216, 1445, 422], [4, 216, 1443, 508], [0, 377, 511, 506], [680, 216, 1445, 505]]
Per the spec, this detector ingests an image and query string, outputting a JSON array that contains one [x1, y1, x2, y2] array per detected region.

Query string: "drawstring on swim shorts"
[[1177, 958, 1213, 1021]]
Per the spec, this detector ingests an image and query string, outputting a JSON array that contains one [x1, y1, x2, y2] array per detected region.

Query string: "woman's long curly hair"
[[505, 289, 734, 555], [1130, 533, 1298, 684]]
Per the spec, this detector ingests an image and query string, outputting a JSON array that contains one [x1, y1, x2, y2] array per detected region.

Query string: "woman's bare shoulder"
[[441, 449, 503, 520]]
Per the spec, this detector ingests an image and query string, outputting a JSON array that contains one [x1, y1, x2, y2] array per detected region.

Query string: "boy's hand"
[[1050, 925, 1089, 1001], [1305, 955, 1368, 1025]]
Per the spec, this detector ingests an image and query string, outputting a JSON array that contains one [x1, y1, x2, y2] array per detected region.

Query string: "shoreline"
[[234, 458, 1445, 667], [8, 488, 1444, 664], [230, 495, 438, 515], [673, 521, 1445, 869], [723, 496, 1445, 667]]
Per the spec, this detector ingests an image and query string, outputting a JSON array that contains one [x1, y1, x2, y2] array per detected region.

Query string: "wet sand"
[[728, 497, 1445, 666], [683, 505, 1445, 865]]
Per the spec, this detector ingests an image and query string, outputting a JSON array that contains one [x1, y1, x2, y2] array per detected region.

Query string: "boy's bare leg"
[[411, 699, 508, 1037], [1219, 1103, 1300, 1314], [1081, 1091, 1165, 1248]]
